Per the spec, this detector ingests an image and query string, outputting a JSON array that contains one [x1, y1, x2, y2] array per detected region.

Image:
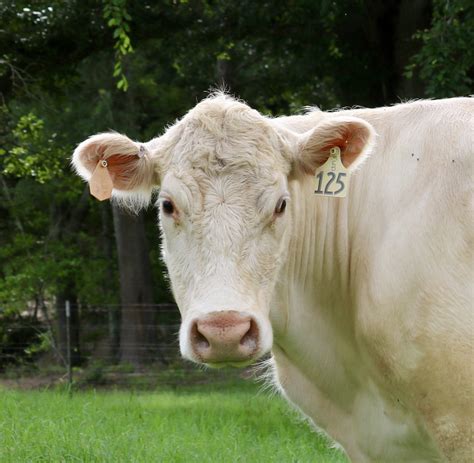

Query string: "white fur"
[[73, 94, 474, 462]]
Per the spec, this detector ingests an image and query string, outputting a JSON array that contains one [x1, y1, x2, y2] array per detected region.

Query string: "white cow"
[[73, 94, 473, 462]]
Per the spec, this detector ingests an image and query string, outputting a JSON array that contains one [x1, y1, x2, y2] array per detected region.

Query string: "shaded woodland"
[[1, 0, 472, 367]]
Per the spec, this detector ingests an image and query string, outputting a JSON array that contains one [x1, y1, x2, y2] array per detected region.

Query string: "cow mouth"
[[205, 358, 258, 369]]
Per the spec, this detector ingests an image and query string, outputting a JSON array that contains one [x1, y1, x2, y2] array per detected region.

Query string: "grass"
[[0, 384, 348, 462]]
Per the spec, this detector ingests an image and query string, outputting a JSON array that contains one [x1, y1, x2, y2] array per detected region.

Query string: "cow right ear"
[[72, 132, 160, 207], [294, 116, 376, 175]]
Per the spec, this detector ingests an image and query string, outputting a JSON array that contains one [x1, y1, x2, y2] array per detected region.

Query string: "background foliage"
[[0, 0, 472, 366]]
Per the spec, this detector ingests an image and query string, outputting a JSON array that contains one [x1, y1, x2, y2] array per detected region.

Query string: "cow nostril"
[[240, 318, 259, 351], [191, 321, 210, 349]]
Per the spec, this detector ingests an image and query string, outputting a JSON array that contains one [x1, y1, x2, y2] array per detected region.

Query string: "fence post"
[[65, 300, 73, 393]]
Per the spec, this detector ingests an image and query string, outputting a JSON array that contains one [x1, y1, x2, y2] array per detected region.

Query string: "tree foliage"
[[406, 0, 474, 97], [103, 0, 134, 91], [0, 0, 472, 365]]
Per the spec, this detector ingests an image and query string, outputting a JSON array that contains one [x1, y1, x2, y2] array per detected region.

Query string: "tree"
[[1, 0, 472, 370], [406, 0, 474, 97]]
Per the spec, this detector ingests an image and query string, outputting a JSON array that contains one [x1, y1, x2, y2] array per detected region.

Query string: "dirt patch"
[[0, 374, 65, 390]]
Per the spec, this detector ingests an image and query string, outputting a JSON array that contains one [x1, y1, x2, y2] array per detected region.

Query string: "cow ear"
[[296, 117, 376, 175], [72, 132, 159, 208]]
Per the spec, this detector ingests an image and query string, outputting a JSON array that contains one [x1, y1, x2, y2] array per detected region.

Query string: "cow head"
[[72, 94, 375, 367]]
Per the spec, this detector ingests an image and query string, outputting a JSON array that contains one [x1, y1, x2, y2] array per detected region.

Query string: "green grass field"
[[0, 385, 348, 462]]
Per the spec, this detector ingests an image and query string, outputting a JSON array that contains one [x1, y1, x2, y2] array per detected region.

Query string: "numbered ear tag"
[[89, 159, 113, 201], [314, 146, 350, 198]]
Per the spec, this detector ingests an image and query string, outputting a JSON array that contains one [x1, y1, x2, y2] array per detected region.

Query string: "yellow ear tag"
[[89, 159, 113, 201], [314, 146, 350, 198]]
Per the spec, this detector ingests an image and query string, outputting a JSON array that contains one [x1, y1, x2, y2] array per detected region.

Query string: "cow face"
[[72, 94, 374, 367], [158, 109, 292, 367]]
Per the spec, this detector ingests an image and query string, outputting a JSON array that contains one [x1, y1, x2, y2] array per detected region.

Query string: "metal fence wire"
[[0, 302, 253, 389]]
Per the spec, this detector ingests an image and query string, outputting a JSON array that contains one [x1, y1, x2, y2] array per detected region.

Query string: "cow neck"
[[271, 174, 355, 341], [292, 175, 352, 292]]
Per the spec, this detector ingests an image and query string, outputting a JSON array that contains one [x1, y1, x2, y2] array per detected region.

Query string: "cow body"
[[270, 99, 474, 462], [73, 95, 473, 462]]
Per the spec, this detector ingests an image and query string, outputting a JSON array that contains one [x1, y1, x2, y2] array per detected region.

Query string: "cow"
[[72, 93, 473, 462]]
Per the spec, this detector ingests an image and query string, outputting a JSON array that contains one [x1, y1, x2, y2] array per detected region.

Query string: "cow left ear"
[[296, 116, 376, 175], [72, 132, 161, 209]]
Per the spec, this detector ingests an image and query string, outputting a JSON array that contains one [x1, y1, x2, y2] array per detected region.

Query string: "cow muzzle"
[[189, 310, 260, 366]]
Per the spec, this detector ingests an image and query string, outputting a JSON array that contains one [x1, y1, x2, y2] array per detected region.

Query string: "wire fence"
[[0, 302, 255, 390]]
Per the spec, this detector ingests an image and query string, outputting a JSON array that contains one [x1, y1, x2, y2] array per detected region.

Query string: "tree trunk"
[[101, 203, 120, 363], [112, 204, 157, 365], [216, 57, 233, 91], [394, 0, 431, 99]]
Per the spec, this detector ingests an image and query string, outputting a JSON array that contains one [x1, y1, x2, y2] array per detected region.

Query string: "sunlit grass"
[[0, 385, 348, 462]]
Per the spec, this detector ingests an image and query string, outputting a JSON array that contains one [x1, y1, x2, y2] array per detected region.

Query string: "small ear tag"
[[89, 159, 113, 201], [314, 146, 350, 198]]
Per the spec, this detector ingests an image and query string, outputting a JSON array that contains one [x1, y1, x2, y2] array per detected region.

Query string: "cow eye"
[[162, 199, 175, 215], [275, 197, 287, 215]]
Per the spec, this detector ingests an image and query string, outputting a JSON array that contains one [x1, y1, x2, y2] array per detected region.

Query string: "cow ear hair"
[[72, 132, 160, 210], [295, 116, 376, 175]]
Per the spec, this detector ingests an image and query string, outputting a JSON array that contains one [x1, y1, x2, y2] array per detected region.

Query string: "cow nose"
[[191, 311, 259, 364]]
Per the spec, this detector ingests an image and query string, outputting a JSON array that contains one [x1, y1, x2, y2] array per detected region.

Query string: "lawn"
[[0, 384, 348, 463]]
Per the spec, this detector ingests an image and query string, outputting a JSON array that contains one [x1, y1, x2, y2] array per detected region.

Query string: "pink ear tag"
[[89, 159, 113, 201]]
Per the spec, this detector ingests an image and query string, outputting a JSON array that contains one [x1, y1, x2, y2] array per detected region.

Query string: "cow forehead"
[[161, 165, 286, 217], [163, 95, 289, 176]]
